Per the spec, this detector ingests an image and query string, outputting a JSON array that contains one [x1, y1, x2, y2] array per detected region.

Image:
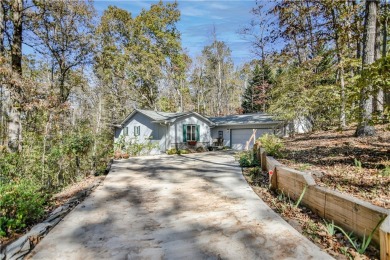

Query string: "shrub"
[[0, 179, 47, 237], [257, 134, 284, 157], [179, 149, 190, 154], [196, 146, 206, 152], [381, 166, 390, 176], [238, 151, 259, 167], [166, 148, 191, 155], [248, 166, 261, 177], [166, 148, 179, 155]]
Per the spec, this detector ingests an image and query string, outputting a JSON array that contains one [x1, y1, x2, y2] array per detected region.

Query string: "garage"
[[231, 128, 273, 150], [209, 113, 284, 150]]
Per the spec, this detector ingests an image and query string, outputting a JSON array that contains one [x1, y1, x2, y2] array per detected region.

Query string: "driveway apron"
[[28, 152, 332, 260]]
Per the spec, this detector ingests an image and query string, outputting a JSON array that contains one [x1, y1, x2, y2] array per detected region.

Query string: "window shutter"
[[183, 124, 187, 142], [196, 125, 200, 141]]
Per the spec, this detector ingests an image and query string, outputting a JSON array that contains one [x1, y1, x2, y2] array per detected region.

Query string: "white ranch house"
[[114, 109, 285, 154]]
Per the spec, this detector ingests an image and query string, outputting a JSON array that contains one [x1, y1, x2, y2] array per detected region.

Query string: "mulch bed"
[[242, 168, 380, 260], [279, 124, 389, 209]]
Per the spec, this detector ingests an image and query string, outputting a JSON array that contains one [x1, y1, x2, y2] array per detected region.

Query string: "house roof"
[[119, 109, 283, 128], [209, 113, 283, 126], [137, 109, 191, 122], [120, 109, 214, 126]]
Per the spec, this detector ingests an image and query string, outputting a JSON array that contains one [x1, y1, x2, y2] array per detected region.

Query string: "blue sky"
[[94, 1, 258, 66]]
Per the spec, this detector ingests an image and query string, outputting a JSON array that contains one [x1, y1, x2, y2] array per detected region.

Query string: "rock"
[[45, 205, 71, 222], [355, 125, 376, 137], [310, 170, 325, 179], [29, 222, 54, 238], [3, 234, 30, 260], [286, 219, 302, 233]]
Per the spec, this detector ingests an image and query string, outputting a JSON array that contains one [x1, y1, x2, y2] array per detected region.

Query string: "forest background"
[[0, 0, 389, 238]]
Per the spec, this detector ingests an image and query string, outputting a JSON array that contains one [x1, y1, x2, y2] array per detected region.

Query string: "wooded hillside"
[[0, 0, 389, 241]]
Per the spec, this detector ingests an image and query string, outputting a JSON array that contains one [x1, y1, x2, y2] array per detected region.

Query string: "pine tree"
[[241, 64, 271, 113]]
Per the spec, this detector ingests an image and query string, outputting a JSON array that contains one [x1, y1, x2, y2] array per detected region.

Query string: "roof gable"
[[120, 109, 214, 126]]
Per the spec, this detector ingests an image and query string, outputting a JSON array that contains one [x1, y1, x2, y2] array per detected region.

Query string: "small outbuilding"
[[114, 109, 285, 154]]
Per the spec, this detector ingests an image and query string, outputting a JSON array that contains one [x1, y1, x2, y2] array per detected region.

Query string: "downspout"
[[166, 122, 169, 151], [159, 121, 169, 152]]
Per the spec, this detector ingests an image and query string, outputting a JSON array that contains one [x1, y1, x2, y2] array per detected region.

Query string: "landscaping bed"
[[279, 125, 389, 209], [242, 167, 380, 259], [0, 175, 105, 250]]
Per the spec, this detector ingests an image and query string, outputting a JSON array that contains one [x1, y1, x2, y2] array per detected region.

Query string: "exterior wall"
[[210, 126, 231, 147], [114, 113, 166, 154], [210, 124, 283, 149], [168, 115, 212, 149]]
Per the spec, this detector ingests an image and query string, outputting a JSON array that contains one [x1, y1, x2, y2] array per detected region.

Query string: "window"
[[187, 125, 196, 141], [123, 127, 128, 136], [218, 131, 223, 138], [183, 124, 199, 142], [134, 126, 140, 136]]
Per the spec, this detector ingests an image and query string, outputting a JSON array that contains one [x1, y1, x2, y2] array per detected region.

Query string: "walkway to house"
[[28, 152, 332, 259]]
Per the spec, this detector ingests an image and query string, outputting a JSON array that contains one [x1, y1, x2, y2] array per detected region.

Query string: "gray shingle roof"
[[136, 109, 191, 121], [120, 109, 214, 126], [209, 113, 282, 125], [119, 110, 282, 127]]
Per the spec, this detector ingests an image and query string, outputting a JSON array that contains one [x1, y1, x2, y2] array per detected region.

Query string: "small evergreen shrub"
[[248, 166, 261, 177], [238, 151, 259, 167], [258, 134, 284, 157], [166, 148, 179, 155], [0, 179, 47, 237], [179, 149, 190, 154]]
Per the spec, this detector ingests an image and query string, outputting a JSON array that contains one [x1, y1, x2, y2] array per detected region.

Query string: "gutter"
[[213, 121, 285, 127]]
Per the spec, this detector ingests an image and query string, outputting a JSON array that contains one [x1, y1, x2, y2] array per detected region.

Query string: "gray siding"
[[210, 124, 283, 149], [210, 126, 230, 147], [168, 115, 212, 149], [114, 113, 166, 153]]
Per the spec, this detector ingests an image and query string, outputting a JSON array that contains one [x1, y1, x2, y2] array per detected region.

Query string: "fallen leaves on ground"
[[279, 124, 389, 209], [243, 168, 380, 260]]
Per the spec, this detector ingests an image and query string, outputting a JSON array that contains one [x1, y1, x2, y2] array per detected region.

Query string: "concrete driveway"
[[29, 152, 332, 260]]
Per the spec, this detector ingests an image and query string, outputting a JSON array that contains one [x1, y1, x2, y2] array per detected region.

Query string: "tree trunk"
[[339, 67, 346, 129], [261, 45, 266, 113], [356, 0, 378, 137], [373, 8, 383, 118], [331, 6, 347, 130], [293, 33, 302, 65], [8, 0, 23, 151], [0, 1, 5, 145], [383, 0, 388, 57], [352, 0, 362, 59], [0, 1, 4, 53]]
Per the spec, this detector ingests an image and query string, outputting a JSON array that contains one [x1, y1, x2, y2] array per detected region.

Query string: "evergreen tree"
[[241, 64, 272, 113]]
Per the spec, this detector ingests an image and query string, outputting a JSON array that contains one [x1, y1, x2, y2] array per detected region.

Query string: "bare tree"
[[7, 0, 23, 151], [28, 0, 95, 103]]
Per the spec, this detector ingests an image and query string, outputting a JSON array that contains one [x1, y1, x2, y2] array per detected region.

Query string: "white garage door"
[[231, 129, 273, 150]]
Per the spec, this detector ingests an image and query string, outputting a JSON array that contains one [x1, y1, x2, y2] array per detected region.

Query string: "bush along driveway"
[[28, 152, 332, 259]]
